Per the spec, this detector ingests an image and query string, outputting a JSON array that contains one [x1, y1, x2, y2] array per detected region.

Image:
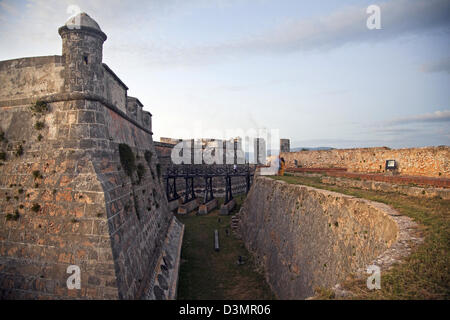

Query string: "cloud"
[[1, 0, 448, 66], [387, 110, 450, 125], [421, 56, 450, 74], [117, 0, 450, 67]]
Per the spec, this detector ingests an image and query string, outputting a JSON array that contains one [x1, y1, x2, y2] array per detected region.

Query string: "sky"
[[0, 0, 449, 149]]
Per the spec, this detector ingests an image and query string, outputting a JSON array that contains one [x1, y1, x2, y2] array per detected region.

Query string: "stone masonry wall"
[[0, 12, 182, 300], [0, 56, 65, 101], [238, 177, 399, 299], [0, 97, 177, 299], [281, 146, 449, 178]]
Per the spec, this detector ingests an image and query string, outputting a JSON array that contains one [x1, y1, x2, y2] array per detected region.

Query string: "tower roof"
[[59, 12, 107, 41], [65, 12, 101, 31]]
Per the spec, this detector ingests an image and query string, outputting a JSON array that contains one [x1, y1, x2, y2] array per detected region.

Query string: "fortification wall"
[[0, 95, 180, 299], [0, 56, 65, 101], [103, 64, 127, 113], [238, 177, 400, 299], [0, 12, 181, 299], [281, 146, 449, 178]]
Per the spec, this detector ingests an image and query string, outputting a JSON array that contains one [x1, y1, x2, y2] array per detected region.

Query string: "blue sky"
[[0, 0, 449, 148]]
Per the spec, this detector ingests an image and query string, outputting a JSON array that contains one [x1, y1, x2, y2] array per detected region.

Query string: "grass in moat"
[[270, 174, 450, 300], [176, 195, 275, 300]]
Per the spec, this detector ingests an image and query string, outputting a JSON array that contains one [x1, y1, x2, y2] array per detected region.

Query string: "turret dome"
[[59, 12, 107, 41]]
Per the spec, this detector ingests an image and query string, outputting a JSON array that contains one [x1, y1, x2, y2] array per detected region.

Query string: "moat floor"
[[176, 196, 275, 300]]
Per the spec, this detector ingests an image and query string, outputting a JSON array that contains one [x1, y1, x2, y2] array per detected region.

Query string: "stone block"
[[177, 198, 199, 215], [220, 198, 236, 215], [198, 198, 218, 215], [168, 198, 181, 212]]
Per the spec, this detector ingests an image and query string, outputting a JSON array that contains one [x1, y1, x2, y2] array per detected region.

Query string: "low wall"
[[0, 56, 65, 101], [320, 175, 450, 200], [281, 146, 450, 178], [238, 177, 400, 299]]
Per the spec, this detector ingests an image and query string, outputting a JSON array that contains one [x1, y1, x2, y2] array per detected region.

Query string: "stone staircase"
[[231, 213, 241, 238]]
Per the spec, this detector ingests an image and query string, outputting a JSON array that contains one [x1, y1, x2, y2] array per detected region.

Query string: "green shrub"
[[144, 150, 153, 165], [156, 163, 161, 179], [137, 163, 146, 183], [15, 145, 24, 157], [32, 170, 42, 180], [31, 203, 41, 212], [37, 134, 43, 142], [118, 144, 136, 177], [6, 211, 20, 221], [35, 121, 45, 130], [0, 151, 6, 161], [30, 100, 48, 113]]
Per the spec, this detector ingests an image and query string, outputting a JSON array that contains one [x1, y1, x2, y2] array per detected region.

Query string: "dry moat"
[[176, 196, 275, 300]]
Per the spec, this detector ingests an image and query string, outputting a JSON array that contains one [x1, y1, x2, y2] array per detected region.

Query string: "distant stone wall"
[[281, 146, 450, 178], [238, 177, 400, 299], [0, 56, 65, 101]]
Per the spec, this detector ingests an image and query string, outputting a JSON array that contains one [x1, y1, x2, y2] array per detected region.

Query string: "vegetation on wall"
[[30, 100, 49, 114], [144, 150, 153, 165], [119, 143, 136, 177], [137, 163, 146, 184], [34, 121, 45, 130], [156, 163, 161, 180], [14, 144, 23, 157]]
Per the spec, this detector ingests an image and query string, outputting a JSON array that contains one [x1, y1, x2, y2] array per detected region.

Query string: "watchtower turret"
[[58, 12, 107, 94]]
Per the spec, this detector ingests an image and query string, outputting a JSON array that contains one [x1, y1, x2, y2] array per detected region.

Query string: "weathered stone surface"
[[238, 177, 416, 300], [198, 198, 218, 215], [281, 146, 450, 178], [177, 199, 199, 215], [145, 217, 184, 300], [220, 198, 236, 215], [0, 12, 178, 300]]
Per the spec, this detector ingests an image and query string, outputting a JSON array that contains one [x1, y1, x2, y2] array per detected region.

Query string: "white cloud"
[[114, 0, 450, 67], [388, 110, 450, 125]]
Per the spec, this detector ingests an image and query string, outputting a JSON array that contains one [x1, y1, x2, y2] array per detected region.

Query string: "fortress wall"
[[0, 97, 181, 299], [0, 56, 65, 101], [103, 66, 127, 114], [0, 100, 118, 299], [99, 104, 176, 299], [0, 12, 181, 300], [238, 177, 399, 299], [281, 146, 450, 178]]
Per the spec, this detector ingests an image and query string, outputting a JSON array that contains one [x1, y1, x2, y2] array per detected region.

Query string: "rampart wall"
[[281, 146, 449, 178]]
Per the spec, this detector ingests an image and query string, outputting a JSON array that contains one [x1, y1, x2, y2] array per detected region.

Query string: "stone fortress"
[[0, 13, 183, 299], [0, 12, 448, 300]]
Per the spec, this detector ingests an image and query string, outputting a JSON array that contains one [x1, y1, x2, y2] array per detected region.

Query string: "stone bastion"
[[237, 176, 420, 299]]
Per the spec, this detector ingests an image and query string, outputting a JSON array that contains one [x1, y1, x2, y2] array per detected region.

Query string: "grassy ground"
[[176, 195, 275, 300], [270, 174, 450, 299]]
